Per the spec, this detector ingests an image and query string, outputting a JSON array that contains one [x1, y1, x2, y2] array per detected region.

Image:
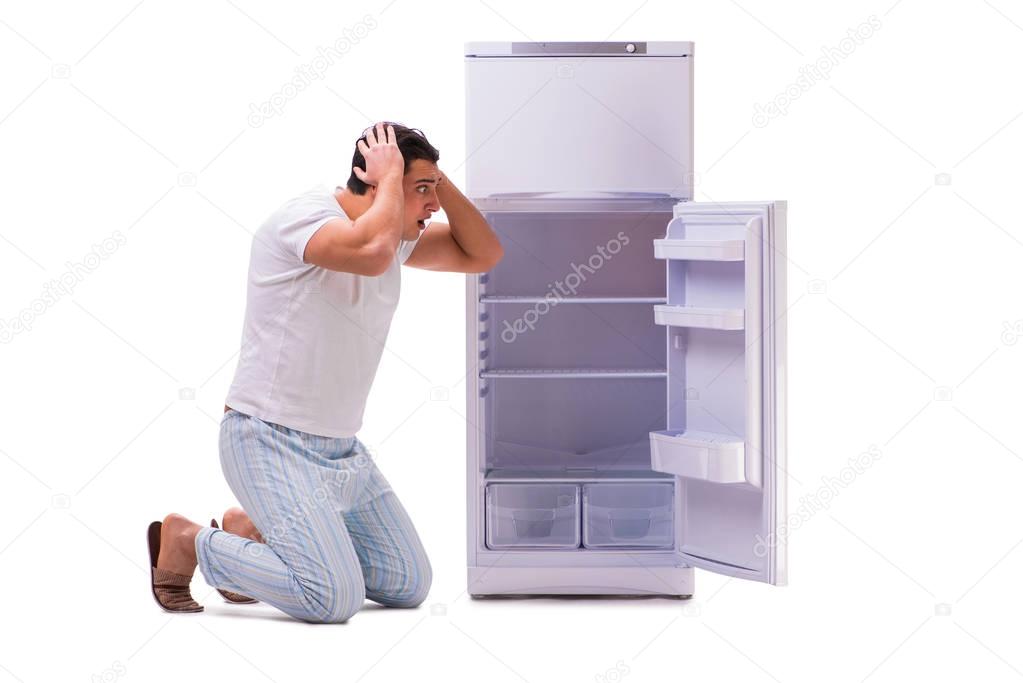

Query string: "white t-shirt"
[[225, 185, 419, 437]]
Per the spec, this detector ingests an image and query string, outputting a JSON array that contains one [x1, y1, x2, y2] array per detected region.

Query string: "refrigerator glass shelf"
[[480, 368, 667, 379], [653, 238, 745, 261], [472, 197, 680, 213], [485, 469, 674, 482], [653, 304, 744, 330], [649, 429, 749, 484], [481, 295, 667, 304]]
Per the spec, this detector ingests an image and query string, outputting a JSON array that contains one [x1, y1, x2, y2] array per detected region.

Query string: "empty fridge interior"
[[485, 302, 665, 370], [475, 207, 678, 555], [484, 376, 666, 472], [482, 211, 669, 298], [478, 209, 674, 476]]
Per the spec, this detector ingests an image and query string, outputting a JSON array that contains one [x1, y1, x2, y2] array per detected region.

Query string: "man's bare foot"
[[157, 513, 202, 576], [222, 506, 264, 543]]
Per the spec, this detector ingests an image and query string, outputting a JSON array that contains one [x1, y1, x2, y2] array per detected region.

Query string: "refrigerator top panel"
[[465, 41, 694, 200]]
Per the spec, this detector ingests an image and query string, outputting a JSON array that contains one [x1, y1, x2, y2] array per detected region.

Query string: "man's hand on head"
[[352, 122, 404, 189]]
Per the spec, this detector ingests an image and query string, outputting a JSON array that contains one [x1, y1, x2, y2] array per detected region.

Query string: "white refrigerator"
[[463, 41, 787, 596]]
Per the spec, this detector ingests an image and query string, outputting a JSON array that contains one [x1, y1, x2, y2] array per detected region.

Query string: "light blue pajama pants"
[[194, 409, 432, 623]]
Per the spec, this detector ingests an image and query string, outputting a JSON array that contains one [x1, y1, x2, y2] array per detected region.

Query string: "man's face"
[[401, 159, 441, 240]]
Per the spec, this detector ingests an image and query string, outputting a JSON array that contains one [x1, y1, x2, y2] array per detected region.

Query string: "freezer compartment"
[[465, 53, 693, 198], [484, 301, 665, 370], [649, 430, 748, 484], [485, 484, 581, 548], [485, 377, 665, 472], [481, 212, 670, 298], [582, 483, 674, 548]]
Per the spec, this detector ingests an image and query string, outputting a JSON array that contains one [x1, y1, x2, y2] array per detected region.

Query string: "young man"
[[147, 122, 503, 622]]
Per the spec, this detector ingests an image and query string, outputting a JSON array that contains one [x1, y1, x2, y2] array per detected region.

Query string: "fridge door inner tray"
[[653, 304, 744, 330], [649, 429, 748, 484], [653, 238, 744, 261]]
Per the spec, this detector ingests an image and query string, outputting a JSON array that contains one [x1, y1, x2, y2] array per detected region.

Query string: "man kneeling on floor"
[[147, 122, 503, 622]]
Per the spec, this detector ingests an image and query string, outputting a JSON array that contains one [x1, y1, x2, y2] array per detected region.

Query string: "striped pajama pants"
[[193, 409, 432, 623]]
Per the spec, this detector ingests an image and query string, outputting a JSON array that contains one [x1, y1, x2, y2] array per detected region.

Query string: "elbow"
[[471, 242, 504, 273]]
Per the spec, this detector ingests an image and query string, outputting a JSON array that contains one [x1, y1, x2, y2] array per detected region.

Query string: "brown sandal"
[[209, 518, 259, 604], [147, 521, 203, 613]]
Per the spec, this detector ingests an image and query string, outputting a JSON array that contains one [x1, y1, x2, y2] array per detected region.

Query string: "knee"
[[408, 558, 433, 606], [223, 507, 262, 541], [388, 557, 433, 608], [292, 572, 366, 624], [222, 506, 246, 529]]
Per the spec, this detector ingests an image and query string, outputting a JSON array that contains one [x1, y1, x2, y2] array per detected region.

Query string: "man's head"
[[345, 122, 441, 241]]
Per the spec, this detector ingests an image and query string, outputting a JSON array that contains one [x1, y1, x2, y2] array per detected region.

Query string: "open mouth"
[[417, 219, 427, 229]]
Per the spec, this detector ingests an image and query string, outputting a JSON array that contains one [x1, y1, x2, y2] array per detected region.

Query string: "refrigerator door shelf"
[[653, 238, 745, 261], [653, 304, 744, 330], [649, 429, 752, 485]]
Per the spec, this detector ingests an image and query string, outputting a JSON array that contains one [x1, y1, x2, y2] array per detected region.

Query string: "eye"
[[416, 186, 428, 194]]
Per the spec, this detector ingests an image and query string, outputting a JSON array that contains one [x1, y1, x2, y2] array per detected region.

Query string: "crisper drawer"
[[582, 483, 674, 549], [485, 484, 580, 549]]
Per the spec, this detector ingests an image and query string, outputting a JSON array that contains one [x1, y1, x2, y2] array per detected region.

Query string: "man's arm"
[[303, 174, 402, 276], [404, 170, 504, 273], [304, 123, 405, 276]]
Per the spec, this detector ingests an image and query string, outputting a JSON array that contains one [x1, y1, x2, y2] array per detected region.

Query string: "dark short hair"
[[346, 122, 440, 195]]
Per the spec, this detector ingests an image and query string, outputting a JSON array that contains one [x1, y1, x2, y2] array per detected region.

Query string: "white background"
[[2, 1, 1022, 681]]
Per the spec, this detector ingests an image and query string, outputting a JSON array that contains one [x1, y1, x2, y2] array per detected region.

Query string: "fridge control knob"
[[625, 43, 636, 53]]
